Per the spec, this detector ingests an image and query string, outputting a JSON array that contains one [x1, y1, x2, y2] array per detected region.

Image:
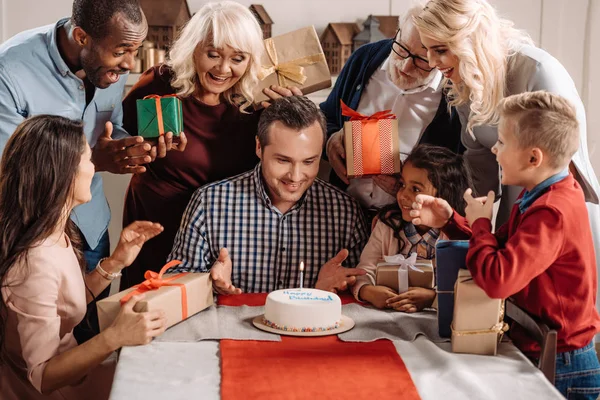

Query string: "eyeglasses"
[[391, 29, 434, 72]]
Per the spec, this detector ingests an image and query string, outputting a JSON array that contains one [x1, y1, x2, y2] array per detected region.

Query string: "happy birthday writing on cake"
[[283, 290, 334, 302]]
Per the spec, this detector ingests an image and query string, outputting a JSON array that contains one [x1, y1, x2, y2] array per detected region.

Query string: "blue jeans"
[[555, 342, 600, 399], [74, 230, 111, 344]]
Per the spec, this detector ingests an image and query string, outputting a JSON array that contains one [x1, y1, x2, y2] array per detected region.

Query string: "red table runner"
[[219, 293, 421, 400]]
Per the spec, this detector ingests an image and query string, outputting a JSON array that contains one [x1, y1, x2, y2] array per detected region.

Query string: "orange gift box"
[[342, 101, 401, 178], [97, 260, 214, 332]]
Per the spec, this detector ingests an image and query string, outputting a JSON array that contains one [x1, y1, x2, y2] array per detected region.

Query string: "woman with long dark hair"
[[0, 115, 167, 399]]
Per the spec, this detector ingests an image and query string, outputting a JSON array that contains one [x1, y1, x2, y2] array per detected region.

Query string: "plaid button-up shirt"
[[401, 223, 440, 260], [168, 164, 369, 293]]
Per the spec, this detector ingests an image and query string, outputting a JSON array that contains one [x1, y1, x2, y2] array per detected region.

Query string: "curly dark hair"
[[377, 144, 474, 246], [72, 0, 143, 39]]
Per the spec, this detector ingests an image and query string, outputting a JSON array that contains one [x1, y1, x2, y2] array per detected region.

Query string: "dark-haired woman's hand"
[[107, 222, 164, 271], [104, 294, 167, 348]]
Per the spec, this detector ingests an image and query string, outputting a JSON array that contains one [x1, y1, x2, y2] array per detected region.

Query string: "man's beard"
[[388, 58, 433, 91], [80, 54, 104, 88]]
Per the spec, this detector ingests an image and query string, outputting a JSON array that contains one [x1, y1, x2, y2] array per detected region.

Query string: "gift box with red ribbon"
[[136, 94, 183, 139], [342, 101, 401, 178], [97, 260, 213, 332]]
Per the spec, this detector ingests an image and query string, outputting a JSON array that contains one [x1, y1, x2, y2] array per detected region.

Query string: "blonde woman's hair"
[[166, 1, 264, 112], [499, 91, 579, 169], [413, 0, 532, 134]]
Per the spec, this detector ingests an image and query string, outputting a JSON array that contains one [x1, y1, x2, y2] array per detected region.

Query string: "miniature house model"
[[320, 23, 361, 75], [353, 16, 387, 50], [249, 4, 274, 39], [139, 0, 192, 50], [371, 15, 400, 39], [353, 15, 399, 51]]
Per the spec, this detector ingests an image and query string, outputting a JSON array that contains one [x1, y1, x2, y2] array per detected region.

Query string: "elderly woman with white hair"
[[120, 1, 299, 288]]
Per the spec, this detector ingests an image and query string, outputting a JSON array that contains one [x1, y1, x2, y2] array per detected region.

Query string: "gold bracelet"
[[96, 258, 122, 281]]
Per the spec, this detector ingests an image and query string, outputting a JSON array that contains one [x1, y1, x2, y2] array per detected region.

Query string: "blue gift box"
[[436, 240, 470, 337]]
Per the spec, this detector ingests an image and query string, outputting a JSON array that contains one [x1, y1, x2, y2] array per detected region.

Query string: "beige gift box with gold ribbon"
[[451, 269, 508, 356], [253, 26, 331, 104]]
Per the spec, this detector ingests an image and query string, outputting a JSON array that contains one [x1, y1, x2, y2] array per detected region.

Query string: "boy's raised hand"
[[464, 189, 495, 226], [410, 194, 453, 228]]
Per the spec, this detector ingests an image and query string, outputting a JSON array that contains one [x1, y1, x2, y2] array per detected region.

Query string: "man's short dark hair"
[[257, 96, 327, 148], [72, 0, 144, 39]]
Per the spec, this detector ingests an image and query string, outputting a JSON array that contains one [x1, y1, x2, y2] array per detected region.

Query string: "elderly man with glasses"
[[321, 2, 463, 221]]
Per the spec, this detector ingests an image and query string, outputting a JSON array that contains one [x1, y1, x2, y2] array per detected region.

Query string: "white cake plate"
[[252, 314, 355, 337]]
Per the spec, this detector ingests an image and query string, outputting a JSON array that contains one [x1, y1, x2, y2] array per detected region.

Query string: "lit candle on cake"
[[299, 261, 304, 289]]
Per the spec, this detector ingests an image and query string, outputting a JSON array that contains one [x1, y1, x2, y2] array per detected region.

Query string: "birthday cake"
[[263, 289, 342, 332]]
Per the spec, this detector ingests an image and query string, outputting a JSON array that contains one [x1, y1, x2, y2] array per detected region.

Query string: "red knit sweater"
[[443, 174, 600, 356]]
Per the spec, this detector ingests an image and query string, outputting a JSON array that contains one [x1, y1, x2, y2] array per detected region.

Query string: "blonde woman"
[[414, 0, 600, 266], [120, 1, 299, 288], [415, 0, 600, 398]]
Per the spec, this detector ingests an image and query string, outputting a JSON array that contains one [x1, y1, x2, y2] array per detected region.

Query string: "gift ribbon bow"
[[451, 295, 509, 341], [341, 101, 397, 177], [143, 94, 179, 136], [451, 277, 509, 341], [341, 101, 396, 121], [377, 252, 420, 270], [120, 260, 189, 320], [377, 253, 422, 294], [257, 37, 326, 87]]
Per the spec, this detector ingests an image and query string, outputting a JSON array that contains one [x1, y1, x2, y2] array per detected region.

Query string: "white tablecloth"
[[109, 337, 563, 400]]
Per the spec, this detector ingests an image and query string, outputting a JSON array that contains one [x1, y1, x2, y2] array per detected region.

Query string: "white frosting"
[[264, 288, 342, 330]]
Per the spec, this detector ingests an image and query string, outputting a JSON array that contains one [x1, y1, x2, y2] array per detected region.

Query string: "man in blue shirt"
[[0, 0, 184, 341]]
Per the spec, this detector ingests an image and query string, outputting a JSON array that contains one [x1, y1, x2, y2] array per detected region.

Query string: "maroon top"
[[120, 65, 260, 289]]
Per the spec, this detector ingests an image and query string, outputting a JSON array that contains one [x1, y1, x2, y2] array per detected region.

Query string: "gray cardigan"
[[457, 44, 600, 272]]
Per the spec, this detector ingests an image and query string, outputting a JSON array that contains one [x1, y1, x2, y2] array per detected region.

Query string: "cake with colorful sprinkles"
[[263, 289, 342, 332]]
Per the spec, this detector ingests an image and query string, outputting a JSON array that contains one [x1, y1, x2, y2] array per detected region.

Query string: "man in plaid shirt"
[[168, 96, 369, 294]]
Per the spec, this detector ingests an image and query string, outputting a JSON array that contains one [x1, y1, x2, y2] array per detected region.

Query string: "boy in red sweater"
[[410, 91, 600, 398]]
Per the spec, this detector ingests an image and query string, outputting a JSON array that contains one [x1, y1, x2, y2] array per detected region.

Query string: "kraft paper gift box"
[[451, 269, 506, 356], [342, 101, 401, 179], [136, 94, 183, 139], [97, 261, 213, 332], [253, 26, 331, 104], [375, 253, 434, 293], [436, 240, 470, 337]]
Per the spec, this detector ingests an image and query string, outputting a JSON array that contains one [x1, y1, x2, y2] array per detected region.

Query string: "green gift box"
[[136, 95, 183, 138]]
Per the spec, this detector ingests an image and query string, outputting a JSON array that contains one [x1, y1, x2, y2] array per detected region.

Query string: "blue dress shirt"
[[0, 18, 129, 249], [516, 169, 570, 214]]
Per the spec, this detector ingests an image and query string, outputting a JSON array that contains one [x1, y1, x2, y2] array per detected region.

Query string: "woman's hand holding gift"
[[151, 131, 188, 159], [105, 294, 168, 348]]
